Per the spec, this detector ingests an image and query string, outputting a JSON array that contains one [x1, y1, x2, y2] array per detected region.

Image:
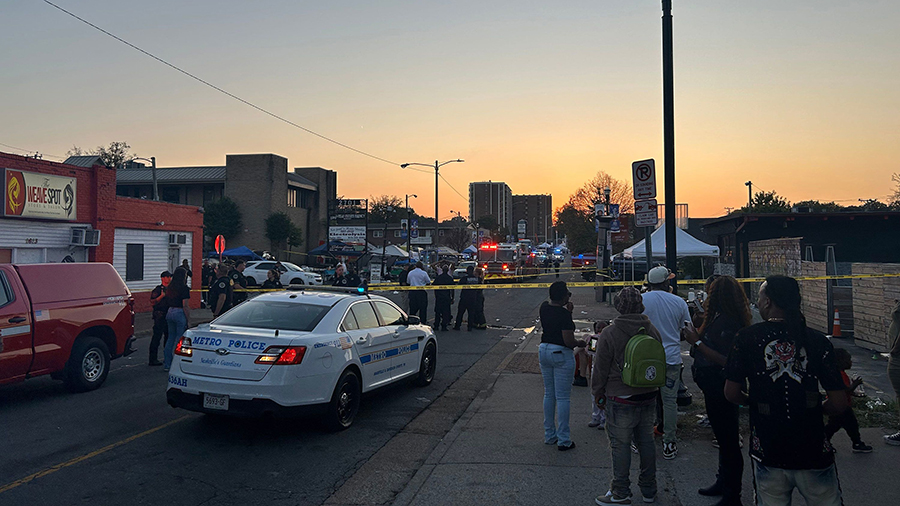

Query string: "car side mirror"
[[406, 315, 420, 325]]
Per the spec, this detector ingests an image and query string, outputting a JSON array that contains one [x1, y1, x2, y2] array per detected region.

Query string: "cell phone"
[[588, 336, 598, 353]]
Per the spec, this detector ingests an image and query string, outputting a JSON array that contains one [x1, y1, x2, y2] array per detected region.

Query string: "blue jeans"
[[752, 461, 842, 506], [164, 307, 187, 370], [538, 343, 575, 446], [607, 398, 658, 499], [660, 363, 681, 443]]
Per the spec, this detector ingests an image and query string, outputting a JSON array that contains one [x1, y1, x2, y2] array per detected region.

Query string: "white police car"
[[166, 286, 436, 430]]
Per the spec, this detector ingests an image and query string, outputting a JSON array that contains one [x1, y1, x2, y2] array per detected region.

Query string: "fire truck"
[[477, 242, 519, 281]]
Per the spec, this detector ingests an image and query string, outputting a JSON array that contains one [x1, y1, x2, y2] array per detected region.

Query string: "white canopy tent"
[[367, 243, 410, 257], [622, 225, 719, 259]]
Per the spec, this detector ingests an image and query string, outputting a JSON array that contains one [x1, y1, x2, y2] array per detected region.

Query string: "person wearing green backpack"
[[592, 287, 664, 505]]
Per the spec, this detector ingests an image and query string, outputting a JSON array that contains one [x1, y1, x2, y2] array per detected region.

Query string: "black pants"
[[701, 380, 743, 498], [825, 406, 862, 444], [434, 298, 452, 329], [455, 298, 476, 329], [149, 316, 168, 363], [409, 291, 428, 324]]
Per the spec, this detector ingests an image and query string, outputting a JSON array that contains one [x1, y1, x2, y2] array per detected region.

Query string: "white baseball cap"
[[646, 266, 675, 284]]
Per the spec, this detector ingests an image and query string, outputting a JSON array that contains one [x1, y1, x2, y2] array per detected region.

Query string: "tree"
[[444, 227, 471, 252], [568, 171, 635, 216], [792, 200, 845, 212], [368, 195, 406, 224], [204, 197, 243, 242], [554, 203, 595, 255], [476, 214, 499, 233], [265, 212, 302, 256], [67, 141, 134, 168], [891, 173, 900, 207], [741, 190, 791, 213]]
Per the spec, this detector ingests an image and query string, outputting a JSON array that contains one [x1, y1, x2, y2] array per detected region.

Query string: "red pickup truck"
[[0, 263, 135, 392]]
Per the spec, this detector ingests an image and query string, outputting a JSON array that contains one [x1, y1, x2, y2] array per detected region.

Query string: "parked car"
[[244, 261, 322, 286], [453, 261, 477, 278], [0, 263, 135, 392], [166, 286, 437, 430]]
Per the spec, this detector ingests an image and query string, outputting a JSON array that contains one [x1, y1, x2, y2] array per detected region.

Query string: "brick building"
[[468, 181, 512, 231], [511, 194, 552, 243], [2, 152, 204, 312]]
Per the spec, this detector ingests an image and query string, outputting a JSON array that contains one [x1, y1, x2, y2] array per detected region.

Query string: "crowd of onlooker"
[[537, 267, 900, 506]]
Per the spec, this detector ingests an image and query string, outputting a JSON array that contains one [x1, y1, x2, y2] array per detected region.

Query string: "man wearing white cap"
[[641, 266, 691, 460]]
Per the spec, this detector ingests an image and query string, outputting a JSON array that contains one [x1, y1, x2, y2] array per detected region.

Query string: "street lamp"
[[130, 156, 158, 201], [405, 194, 417, 255], [400, 159, 464, 255]]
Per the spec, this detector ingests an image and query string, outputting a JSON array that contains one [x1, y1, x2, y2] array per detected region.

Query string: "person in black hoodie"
[[432, 263, 455, 331], [683, 276, 751, 506], [454, 266, 480, 331]]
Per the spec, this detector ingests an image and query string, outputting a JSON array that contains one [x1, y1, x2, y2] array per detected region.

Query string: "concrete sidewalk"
[[393, 290, 900, 506]]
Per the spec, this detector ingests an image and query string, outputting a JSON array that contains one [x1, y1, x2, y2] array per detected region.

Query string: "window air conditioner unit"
[[84, 229, 101, 247], [70, 228, 86, 246], [168, 233, 187, 246]]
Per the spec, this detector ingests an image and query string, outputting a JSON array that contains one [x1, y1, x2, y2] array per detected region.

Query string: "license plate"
[[202, 393, 229, 411]]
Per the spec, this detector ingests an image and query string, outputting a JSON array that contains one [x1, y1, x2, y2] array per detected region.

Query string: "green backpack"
[[621, 327, 666, 388]]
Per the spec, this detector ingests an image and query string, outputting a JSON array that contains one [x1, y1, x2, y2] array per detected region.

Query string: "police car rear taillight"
[[255, 345, 307, 365], [174, 337, 192, 357]]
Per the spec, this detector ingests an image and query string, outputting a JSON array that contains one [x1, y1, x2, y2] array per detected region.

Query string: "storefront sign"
[[4, 169, 77, 221], [329, 226, 367, 246]]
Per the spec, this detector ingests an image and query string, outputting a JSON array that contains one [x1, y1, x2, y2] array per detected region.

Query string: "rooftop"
[[116, 166, 226, 184]]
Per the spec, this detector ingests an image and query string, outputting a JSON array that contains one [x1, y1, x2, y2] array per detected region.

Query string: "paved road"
[[0, 275, 559, 506]]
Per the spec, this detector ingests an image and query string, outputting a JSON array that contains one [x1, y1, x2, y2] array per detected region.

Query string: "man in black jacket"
[[432, 263, 455, 331], [454, 266, 480, 331], [148, 271, 171, 366]]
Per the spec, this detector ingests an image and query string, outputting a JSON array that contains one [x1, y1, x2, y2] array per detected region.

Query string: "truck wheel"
[[65, 337, 110, 392], [323, 369, 361, 431], [413, 341, 437, 387]]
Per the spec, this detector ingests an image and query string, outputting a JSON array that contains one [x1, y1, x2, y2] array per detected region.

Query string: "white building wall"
[[113, 228, 193, 292], [0, 219, 90, 264]]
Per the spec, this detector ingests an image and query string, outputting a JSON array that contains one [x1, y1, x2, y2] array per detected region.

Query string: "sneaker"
[[852, 442, 873, 453], [641, 495, 656, 504], [558, 441, 576, 451], [573, 375, 588, 387], [588, 419, 603, 428], [148, 361, 163, 367], [662, 441, 677, 460], [885, 432, 900, 446], [596, 491, 632, 504]]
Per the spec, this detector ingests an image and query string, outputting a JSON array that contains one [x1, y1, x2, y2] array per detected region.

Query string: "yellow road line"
[[0, 415, 192, 494]]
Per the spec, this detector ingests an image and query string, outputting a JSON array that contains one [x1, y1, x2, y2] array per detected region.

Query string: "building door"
[[168, 246, 181, 274]]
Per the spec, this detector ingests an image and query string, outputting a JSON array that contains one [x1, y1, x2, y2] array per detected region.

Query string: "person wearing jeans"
[[163, 267, 191, 371], [538, 281, 585, 450], [593, 287, 663, 504]]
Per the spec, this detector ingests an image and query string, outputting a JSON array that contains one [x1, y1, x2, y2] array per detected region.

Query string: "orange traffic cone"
[[831, 310, 842, 338]]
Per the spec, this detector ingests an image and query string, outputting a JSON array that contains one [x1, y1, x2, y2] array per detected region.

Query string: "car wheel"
[[245, 277, 257, 286], [290, 278, 304, 285], [324, 369, 361, 431], [414, 340, 437, 387], [64, 336, 110, 392]]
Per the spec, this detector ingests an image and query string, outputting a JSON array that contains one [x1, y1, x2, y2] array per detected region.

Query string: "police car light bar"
[[285, 285, 368, 296]]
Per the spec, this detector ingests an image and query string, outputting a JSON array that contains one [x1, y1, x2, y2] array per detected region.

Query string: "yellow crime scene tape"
[[131, 272, 900, 294]]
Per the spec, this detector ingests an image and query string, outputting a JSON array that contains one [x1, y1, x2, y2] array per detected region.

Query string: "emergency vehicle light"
[[174, 337, 193, 357], [480, 244, 498, 250], [256, 345, 307, 365]]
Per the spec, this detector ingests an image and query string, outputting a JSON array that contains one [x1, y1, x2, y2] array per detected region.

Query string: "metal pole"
[[645, 226, 653, 277], [746, 181, 753, 210], [662, 0, 678, 292], [434, 160, 439, 255], [151, 156, 158, 201], [406, 195, 411, 254]]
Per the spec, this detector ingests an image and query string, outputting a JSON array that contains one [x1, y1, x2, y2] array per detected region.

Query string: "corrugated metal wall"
[[113, 228, 193, 292]]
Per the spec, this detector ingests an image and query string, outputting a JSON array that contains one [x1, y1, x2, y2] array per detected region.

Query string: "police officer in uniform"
[[148, 270, 171, 366], [432, 263, 455, 331], [229, 260, 248, 305], [454, 265, 480, 331], [209, 264, 234, 317]]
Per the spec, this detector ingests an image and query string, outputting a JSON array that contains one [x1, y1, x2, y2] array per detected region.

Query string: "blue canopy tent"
[[207, 246, 263, 260]]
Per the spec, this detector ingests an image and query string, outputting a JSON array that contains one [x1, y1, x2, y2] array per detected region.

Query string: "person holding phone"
[[538, 281, 586, 451], [683, 275, 751, 506]]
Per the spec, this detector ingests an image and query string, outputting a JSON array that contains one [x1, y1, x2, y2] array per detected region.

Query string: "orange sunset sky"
[[2, 1, 898, 219]]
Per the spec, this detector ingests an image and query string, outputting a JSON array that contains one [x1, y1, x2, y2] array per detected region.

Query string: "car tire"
[[245, 277, 257, 286], [323, 369, 361, 431], [413, 340, 437, 387], [64, 336, 110, 392], [290, 278, 304, 285]]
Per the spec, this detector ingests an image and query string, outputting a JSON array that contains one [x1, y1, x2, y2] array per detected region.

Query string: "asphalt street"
[[0, 273, 558, 506]]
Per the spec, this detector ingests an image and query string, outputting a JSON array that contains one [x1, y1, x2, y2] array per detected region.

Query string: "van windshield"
[[214, 301, 329, 332]]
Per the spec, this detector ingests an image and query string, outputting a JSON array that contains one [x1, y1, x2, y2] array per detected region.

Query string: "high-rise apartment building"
[[468, 181, 513, 231], [512, 194, 553, 243]]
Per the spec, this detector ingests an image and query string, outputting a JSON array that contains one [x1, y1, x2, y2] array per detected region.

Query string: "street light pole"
[[662, 0, 678, 291], [130, 156, 158, 201], [400, 159, 464, 260], [406, 194, 417, 256], [745, 181, 753, 210]]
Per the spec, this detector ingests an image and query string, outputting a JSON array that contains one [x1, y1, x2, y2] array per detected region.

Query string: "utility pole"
[[745, 181, 753, 210], [405, 194, 417, 255], [434, 160, 439, 253], [662, 0, 677, 291]]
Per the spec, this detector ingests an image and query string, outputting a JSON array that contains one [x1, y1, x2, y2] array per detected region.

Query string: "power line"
[[42, 0, 401, 167], [439, 173, 467, 201], [0, 142, 64, 160]]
